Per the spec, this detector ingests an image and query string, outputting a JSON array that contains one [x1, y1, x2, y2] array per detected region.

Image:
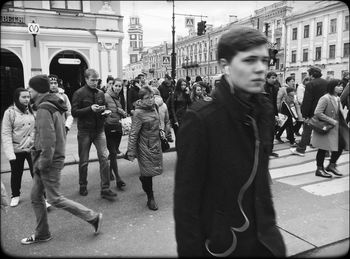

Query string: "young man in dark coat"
[[174, 26, 286, 257], [290, 66, 327, 157], [263, 71, 280, 157], [22, 75, 102, 245], [71, 69, 117, 200]]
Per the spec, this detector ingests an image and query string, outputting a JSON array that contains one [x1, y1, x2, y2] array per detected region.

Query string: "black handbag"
[[160, 129, 170, 152], [104, 122, 122, 134], [307, 116, 334, 134]]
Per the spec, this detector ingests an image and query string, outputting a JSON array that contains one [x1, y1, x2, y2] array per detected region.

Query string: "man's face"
[[49, 78, 59, 92], [224, 45, 269, 94], [28, 87, 39, 102], [267, 76, 277, 85], [86, 74, 99, 89]]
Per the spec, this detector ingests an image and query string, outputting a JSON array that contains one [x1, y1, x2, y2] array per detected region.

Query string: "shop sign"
[[58, 58, 81, 65], [1, 15, 25, 24]]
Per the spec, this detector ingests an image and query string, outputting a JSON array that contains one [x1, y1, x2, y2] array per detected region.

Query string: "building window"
[[316, 22, 322, 36], [276, 38, 281, 49], [345, 16, 349, 31], [303, 49, 308, 62], [291, 50, 296, 63], [330, 19, 337, 33], [304, 25, 309, 38], [51, 1, 82, 10], [329, 45, 336, 59], [315, 47, 322, 60], [344, 43, 349, 57], [292, 28, 297, 40]]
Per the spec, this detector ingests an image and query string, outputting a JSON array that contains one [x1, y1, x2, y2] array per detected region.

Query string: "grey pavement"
[[1, 120, 349, 257]]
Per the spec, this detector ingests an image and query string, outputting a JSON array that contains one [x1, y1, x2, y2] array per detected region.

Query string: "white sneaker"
[[10, 196, 20, 207], [45, 199, 52, 209], [290, 148, 305, 157]]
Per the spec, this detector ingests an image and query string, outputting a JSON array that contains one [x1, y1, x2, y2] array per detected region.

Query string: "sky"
[[120, 1, 277, 66]]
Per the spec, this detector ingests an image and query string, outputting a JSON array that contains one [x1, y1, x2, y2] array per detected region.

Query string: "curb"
[[0, 147, 177, 174]]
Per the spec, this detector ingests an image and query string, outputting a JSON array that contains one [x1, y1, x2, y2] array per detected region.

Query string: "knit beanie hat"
[[29, 75, 50, 93]]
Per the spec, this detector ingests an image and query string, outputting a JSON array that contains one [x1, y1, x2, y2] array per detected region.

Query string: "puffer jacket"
[[32, 93, 68, 172], [127, 100, 163, 177], [1, 105, 35, 160]]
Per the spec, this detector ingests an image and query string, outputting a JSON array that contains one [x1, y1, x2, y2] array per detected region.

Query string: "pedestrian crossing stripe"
[[301, 177, 349, 196], [269, 154, 349, 179]]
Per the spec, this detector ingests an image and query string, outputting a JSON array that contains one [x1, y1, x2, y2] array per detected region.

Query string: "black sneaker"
[[90, 213, 103, 235], [79, 187, 88, 196], [270, 152, 279, 158], [101, 189, 117, 201], [21, 234, 52, 245]]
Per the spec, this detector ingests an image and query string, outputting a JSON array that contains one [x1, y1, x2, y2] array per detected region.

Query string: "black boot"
[[315, 166, 332, 178], [326, 163, 342, 177], [143, 177, 158, 211]]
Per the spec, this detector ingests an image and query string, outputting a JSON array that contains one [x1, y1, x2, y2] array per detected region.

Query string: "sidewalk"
[[0, 119, 176, 174]]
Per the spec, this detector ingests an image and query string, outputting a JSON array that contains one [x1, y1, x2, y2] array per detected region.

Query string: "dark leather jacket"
[[71, 85, 106, 132]]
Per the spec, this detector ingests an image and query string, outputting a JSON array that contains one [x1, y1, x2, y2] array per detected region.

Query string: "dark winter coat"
[[263, 82, 279, 116], [174, 76, 286, 257], [32, 93, 68, 172], [127, 100, 163, 177], [127, 85, 140, 114], [301, 77, 328, 118], [71, 85, 106, 132]]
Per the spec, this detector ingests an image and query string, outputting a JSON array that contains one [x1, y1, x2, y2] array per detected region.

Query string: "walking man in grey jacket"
[[21, 75, 102, 245]]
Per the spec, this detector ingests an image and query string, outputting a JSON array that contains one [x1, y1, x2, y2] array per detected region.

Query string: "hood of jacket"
[[135, 99, 156, 111], [35, 93, 68, 114], [154, 95, 164, 107]]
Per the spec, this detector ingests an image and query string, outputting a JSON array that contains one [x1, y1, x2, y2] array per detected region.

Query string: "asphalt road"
[[1, 142, 349, 257]]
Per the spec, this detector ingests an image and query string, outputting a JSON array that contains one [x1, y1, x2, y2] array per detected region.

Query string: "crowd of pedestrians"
[[0, 25, 349, 256]]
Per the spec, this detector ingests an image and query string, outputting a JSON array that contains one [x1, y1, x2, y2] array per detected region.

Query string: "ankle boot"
[[144, 177, 158, 210], [315, 166, 332, 178], [326, 163, 342, 176]]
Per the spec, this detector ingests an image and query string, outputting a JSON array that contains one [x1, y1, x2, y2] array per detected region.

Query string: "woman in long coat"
[[127, 85, 163, 210], [311, 79, 349, 178]]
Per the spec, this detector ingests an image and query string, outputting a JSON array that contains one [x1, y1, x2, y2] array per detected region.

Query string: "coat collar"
[[212, 76, 257, 123]]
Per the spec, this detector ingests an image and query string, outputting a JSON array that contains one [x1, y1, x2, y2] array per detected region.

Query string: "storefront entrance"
[[49, 50, 88, 101], [0, 48, 24, 118]]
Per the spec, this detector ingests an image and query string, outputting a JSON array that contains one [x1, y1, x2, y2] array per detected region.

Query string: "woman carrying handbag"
[[311, 79, 349, 178], [104, 78, 127, 189]]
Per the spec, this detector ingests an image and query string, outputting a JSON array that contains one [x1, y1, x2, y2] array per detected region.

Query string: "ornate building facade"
[[1, 0, 124, 115]]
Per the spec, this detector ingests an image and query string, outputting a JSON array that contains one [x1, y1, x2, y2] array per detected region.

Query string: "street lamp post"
[[185, 56, 189, 77], [171, 0, 176, 80]]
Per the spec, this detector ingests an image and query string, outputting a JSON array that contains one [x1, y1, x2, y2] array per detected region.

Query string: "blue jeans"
[[78, 130, 110, 191], [31, 167, 98, 239]]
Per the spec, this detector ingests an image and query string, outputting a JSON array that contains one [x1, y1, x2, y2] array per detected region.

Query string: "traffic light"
[[197, 21, 203, 36], [268, 48, 278, 66], [197, 21, 207, 36]]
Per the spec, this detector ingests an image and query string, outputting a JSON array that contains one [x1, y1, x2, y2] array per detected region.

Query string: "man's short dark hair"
[[217, 26, 268, 63], [266, 71, 277, 79], [308, 66, 322, 78], [106, 76, 114, 83]]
